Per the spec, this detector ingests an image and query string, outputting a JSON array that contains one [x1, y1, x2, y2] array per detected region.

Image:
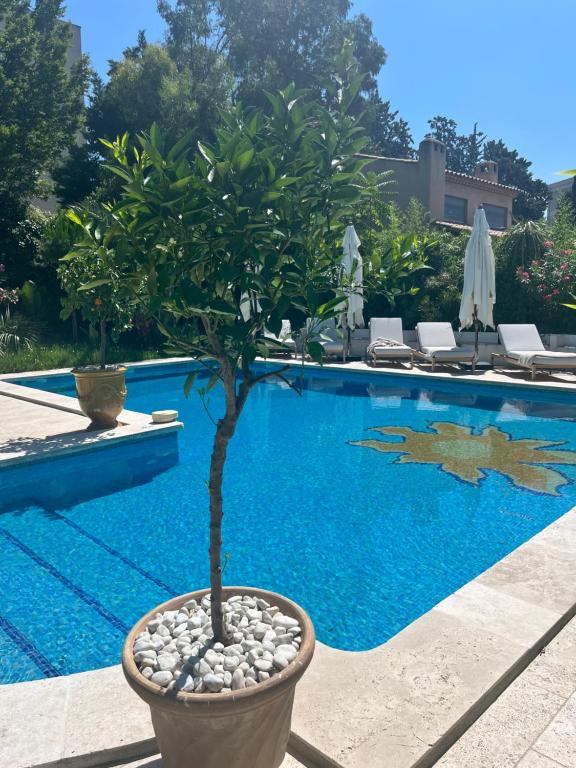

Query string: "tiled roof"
[[446, 169, 520, 193], [434, 220, 507, 237]]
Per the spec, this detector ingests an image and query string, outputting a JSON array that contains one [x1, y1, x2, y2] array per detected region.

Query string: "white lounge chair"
[[494, 324, 576, 380], [263, 319, 296, 357], [367, 318, 414, 368], [416, 322, 476, 372], [306, 318, 346, 360]]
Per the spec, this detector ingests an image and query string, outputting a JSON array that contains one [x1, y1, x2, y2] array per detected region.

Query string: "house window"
[[444, 195, 467, 224], [483, 204, 507, 230]]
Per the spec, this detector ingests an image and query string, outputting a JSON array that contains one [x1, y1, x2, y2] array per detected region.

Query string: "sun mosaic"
[[349, 422, 576, 496]]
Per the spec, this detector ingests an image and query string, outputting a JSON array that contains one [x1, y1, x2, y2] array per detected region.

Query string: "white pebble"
[[151, 671, 173, 686], [231, 668, 245, 690], [204, 673, 224, 692]]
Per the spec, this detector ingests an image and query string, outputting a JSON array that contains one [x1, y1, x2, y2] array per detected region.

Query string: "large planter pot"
[[72, 365, 127, 429], [122, 587, 315, 768]]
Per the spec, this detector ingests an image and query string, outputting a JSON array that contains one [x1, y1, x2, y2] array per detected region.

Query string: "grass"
[[0, 343, 164, 375]]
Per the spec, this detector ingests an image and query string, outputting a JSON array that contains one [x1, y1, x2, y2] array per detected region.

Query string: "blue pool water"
[[1, 362, 576, 683]]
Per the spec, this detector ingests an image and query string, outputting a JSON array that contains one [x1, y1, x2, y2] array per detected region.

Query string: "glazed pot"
[[122, 587, 315, 768], [72, 365, 127, 429]]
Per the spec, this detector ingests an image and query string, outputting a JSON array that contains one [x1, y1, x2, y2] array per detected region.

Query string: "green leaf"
[[235, 148, 255, 171], [78, 278, 111, 291], [307, 341, 324, 364], [184, 370, 199, 399]]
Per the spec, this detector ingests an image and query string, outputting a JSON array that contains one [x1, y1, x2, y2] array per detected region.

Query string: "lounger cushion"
[[372, 346, 413, 358], [417, 322, 457, 349], [498, 324, 545, 352], [506, 351, 576, 366], [370, 318, 404, 344], [421, 346, 476, 361]]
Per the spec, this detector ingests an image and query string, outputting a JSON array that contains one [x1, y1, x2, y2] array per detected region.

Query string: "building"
[[33, 22, 82, 213], [360, 136, 519, 232], [547, 177, 574, 223]]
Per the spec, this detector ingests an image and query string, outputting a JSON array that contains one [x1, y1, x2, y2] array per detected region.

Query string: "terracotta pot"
[[122, 587, 315, 768], [72, 365, 127, 429]]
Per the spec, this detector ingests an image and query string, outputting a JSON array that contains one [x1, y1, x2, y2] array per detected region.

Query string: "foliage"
[[427, 117, 549, 221], [0, 342, 160, 375], [550, 194, 576, 250], [0, 0, 90, 262], [517, 242, 576, 309], [59, 208, 135, 367], [0, 263, 39, 355]]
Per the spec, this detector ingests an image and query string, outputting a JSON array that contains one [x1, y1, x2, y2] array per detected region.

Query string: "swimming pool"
[[2, 362, 576, 683]]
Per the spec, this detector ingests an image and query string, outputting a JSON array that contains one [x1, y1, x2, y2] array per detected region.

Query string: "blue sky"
[[64, 0, 575, 183]]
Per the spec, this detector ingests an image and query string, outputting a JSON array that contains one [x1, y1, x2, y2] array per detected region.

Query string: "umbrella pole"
[[473, 308, 480, 374]]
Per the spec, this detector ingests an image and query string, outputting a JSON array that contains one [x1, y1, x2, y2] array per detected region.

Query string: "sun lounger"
[[306, 318, 346, 360], [263, 319, 296, 357], [367, 318, 414, 367], [416, 322, 476, 372], [493, 324, 576, 380]]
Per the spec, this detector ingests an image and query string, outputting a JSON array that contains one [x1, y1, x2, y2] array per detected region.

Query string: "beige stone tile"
[[0, 674, 70, 768], [524, 619, 576, 699], [434, 580, 561, 650], [62, 664, 154, 762], [436, 677, 565, 768], [292, 610, 528, 768], [532, 693, 576, 767], [476, 537, 576, 616], [517, 751, 567, 767]]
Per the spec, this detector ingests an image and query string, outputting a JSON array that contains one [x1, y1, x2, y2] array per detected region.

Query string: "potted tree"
[[68, 62, 371, 767], [59, 227, 133, 429]]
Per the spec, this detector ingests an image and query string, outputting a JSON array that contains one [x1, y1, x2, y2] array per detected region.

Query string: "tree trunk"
[[208, 412, 238, 643], [99, 317, 107, 369], [72, 311, 79, 345]]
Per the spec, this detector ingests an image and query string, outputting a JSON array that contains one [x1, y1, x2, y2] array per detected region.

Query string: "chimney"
[[475, 161, 498, 183], [418, 136, 446, 222]]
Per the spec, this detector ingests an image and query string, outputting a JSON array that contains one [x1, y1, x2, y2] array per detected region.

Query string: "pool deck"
[[0, 358, 575, 768]]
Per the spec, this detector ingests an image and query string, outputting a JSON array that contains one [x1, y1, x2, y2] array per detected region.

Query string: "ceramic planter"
[[122, 587, 315, 768], [72, 365, 127, 429]]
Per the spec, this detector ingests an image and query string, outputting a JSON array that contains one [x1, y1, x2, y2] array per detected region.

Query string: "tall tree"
[[362, 95, 414, 158], [0, 0, 89, 274], [427, 116, 485, 174], [483, 139, 549, 221]]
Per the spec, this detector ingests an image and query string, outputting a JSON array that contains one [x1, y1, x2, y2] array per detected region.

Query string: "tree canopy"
[[0, 0, 89, 272]]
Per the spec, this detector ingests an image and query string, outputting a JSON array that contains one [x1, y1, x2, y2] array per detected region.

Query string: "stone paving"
[[438, 613, 576, 768]]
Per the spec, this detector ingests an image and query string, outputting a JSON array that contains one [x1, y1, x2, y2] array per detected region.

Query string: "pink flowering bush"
[[516, 241, 576, 306], [0, 265, 19, 306]]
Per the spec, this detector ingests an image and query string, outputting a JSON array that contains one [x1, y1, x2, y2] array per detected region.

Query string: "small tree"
[[66, 64, 375, 641], [59, 210, 133, 367]]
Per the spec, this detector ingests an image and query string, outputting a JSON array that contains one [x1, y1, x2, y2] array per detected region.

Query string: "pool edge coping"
[[1, 354, 575, 392], [0, 505, 575, 768], [0, 380, 183, 469]]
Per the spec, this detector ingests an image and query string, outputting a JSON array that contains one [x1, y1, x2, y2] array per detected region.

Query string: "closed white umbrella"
[[340, 225, 364, 329], [459, 207, 496, 355]]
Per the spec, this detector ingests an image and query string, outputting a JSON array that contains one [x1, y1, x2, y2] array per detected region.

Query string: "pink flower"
[[544, 240, 553, 248], [563, 275, 571, 281], [553, 289, 560, 295], [544, 294, 552, 301], [561, 249, 571, 256], [0, 264, 5, 273], [560, 263, 568, 270]]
